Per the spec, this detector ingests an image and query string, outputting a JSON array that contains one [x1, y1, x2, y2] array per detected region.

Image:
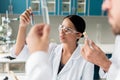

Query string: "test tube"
[[40, 0, 50, 24], [29, 7, 35, 26], [10, 7, 35, 26], [6, 10, 9, 20], [5, 10, 10, 23], [30, 12, 35, 26], [83, 32, 93, 49], [83, 32, 88, 39]]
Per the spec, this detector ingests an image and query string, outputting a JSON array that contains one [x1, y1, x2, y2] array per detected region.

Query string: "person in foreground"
[[25, 23, 52, 80], [81, 0, 120, 80]]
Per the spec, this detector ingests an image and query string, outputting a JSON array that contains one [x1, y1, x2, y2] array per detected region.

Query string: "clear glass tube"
[[41, 0, 50, 24], [30, 13, 35, 26], [29, 7, 35, 26], [96, 24, 102, 44], [8, 0, 13, 14]]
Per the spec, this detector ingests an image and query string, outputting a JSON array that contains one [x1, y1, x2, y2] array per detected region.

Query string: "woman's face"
[[59, 18, 81, 44]]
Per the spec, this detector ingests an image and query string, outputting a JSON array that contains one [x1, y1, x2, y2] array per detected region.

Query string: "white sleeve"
[[99, 67, 106, 78], [10, 43, 57, 59], [48, 43, 57, 61], [48, 43, 57, 54], [25, 51, 52, 80], [82, 62, 94, 80], [99, 62, 119, 80], [115, 70, 120, 80], [106, 63, 119, 80], [10, 45, 30, 60]]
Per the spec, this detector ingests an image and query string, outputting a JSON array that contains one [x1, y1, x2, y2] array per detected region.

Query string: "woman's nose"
[[60, 28, 66, 34]]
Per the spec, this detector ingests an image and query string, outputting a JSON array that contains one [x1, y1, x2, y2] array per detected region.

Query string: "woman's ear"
[[76, 33, 82, 39]]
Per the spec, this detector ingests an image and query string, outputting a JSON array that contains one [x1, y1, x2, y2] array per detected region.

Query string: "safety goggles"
[[58, 24, 79, 34]]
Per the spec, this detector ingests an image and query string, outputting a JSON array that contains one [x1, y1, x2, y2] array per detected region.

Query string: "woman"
[[11, 9, 94, 80]]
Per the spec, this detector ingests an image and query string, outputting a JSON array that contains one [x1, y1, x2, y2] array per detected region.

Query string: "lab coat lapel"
[[52, 45, 63, 78], [113, 35, 120, 66], [58, 58, 73, 76], [58, 45, 81, 76]]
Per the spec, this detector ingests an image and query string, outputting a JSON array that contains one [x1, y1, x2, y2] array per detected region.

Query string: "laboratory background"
[[0, 0, 114, 80]]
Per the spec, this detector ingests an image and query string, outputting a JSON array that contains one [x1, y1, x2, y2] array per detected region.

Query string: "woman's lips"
[[60, 35, 65, 40]]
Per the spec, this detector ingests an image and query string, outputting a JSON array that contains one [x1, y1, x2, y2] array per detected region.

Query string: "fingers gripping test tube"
[[83, 32, 88, 39], [12, 7, 35, 26], [40, 0, 50, 24], [83, 32, 93, 49]]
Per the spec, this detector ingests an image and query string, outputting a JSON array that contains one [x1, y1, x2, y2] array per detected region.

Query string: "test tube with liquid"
[[10, 7, 35, 26], [40, 0, 50, 24], [29, 7, 35, 26], [30, 12, 35, 26]]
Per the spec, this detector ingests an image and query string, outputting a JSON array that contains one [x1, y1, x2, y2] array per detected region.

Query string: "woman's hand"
[[19, 8, 32, 27]]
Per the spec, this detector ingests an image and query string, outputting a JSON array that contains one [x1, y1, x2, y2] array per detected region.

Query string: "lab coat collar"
[[115, 35, 120, 44], [52, 45, 63, 78], [113, 35, 120, 66], [69, 44, 82, 60], [57, 44, 82, 76], [60, 44, 82, 60]]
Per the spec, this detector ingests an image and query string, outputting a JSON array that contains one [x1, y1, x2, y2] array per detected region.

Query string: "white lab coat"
[[11, 43, 94, 80], [115, 70, 120, 80], [49, 44, 94, 80], [25, 51, 52, 80], [100, 35, 120, 80]]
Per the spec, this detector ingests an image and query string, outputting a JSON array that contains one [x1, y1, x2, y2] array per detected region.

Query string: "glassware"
[[41, 0, 50, 24], [96, 24, 102, 44], [8, 0, 13, 14], [0, 17, 12, 53], [4, 24, 12, 53]]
